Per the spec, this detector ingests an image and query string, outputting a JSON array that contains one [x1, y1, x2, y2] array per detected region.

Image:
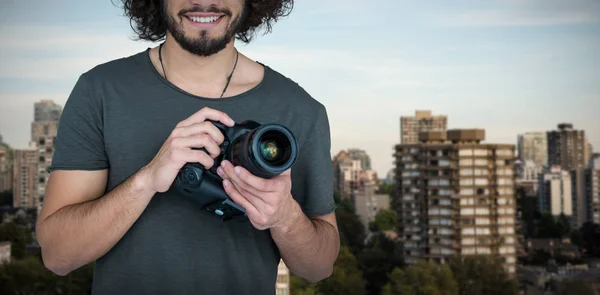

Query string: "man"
[[35, 0, 340, 294]]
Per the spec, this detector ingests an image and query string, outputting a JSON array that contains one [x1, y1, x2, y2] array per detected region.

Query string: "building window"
[[277, 274, 288, 283]]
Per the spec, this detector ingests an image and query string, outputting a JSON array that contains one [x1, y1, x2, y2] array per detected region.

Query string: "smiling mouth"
[[186, 15, 223, 24]]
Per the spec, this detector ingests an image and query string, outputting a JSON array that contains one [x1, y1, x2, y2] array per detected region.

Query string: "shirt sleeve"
[[48, 73, 109, 172], [291, 104, 336, 217]]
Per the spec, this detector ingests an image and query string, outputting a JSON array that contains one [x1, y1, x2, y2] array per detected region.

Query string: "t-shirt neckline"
[[142, 47, 269, 103]]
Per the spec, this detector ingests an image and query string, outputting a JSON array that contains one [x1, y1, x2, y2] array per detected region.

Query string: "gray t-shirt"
[[48, 49, 336, 295]]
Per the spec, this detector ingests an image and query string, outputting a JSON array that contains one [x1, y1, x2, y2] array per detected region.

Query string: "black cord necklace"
[[158, 42, 239, 99]]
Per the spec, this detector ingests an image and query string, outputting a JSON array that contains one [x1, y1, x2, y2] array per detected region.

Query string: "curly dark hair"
[[114, 0, 294, 43]]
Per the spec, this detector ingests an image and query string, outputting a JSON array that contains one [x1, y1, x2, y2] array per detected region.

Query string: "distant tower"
[[394, 129, 517, 274], [547, 123, 587, 171], [400, 110, 447, 144]]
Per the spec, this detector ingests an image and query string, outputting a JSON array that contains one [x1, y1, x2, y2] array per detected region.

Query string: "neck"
[[160, 33, 238, 89]]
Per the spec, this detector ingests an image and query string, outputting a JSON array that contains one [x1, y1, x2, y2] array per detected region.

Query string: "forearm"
[[37, 170, 155, 275], [270, 200, 340, 283]]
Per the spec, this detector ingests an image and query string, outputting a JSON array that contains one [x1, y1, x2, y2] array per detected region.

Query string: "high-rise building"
[[517, 132, 547, 167], [515, 160, 541, 196], [584, 140, 593, 168], [34, 100, 62, 122], [538, 166, 572, 218], [29, 100, 61, 208], [0, 143, 12, 192], [400, 110, 447, 144], [275, 259, 290, 295], [393, 129, 517, 274], [332, 149, 377, 200], [593, 153, 600, 169], [31, 120, 58, 206], [547, 123, 587, 171], [345, 148, 372, 170], [571, 168, 600, 226], [588, 169, 600, 224], [12, 144, 39, 208], [354, 183, 391, 231]]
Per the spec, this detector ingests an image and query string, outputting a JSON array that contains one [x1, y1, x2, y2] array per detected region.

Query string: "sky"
[[0, 0, 599, 177]]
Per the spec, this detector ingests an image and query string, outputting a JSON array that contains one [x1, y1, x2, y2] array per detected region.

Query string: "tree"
[[516, 187, 538, 238], [0, 190, 12, 207], [449, 256, 519, 295], [0, 222, 33, 259], [536, 212, 572, 239], [372, 210, 398, 232], [0, 256, 94, 294], [315, 247, 367, 295], [579, 222, 600, 257], [382, 261, 458, 295], [555, 213, 571, 238], [377, 182, 394, 195], [358, 232, 404, 295], [335, 192, 366, 255]]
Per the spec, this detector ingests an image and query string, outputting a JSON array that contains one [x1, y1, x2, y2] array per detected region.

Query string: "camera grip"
[[174, 162, 246, 221]]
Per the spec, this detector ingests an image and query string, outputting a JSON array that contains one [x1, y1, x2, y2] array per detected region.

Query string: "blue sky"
[[1, 0, 599, 176]]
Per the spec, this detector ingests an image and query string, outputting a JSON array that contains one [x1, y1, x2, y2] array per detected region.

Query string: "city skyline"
[[1, 0, 599, 177]]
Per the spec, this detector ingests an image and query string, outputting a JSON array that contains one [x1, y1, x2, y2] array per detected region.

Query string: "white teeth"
[[189, 16, 220, 23]]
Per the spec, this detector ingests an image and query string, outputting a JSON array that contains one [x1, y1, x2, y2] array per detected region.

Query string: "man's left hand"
[[216, 160, 297, 230]]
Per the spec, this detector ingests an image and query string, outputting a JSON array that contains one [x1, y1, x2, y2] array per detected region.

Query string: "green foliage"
[[334, 190, 366, 256], [357, 232, 404, 295], [291, 247, 367, 295], [578, 222, 600, 257], [0, 255, 94, 295], [382, 261, 458, 295], [376, 182, 394, 195], [372, 210, 398, 232], [537, 212, 572, 239], [516, 187, 538, 238], [449, 255, 519, 295], [0, 222, 33, 259], [316, 247, 367, 295], [0, 190, 12, 207]]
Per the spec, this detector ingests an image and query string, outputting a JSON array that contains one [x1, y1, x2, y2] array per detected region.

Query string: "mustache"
[[178, 5, 232, 17]]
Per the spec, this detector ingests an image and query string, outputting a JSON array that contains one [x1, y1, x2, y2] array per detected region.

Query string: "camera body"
[[172, 120, 298, 221]]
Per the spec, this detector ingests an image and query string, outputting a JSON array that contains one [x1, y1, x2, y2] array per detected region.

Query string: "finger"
[[216, 166, 230, 180], [229, 175, 270, 213], [174, 149, 214, 169], [177, 107, 235, 128], [236, 166, 280, 193], [220, 160, 268, 198], [172, 122, 225, 144], [222, 179, 261, 218], [172, 135, 221, 158]]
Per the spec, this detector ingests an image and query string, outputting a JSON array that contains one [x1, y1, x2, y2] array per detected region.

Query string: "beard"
[[164, 4, 246, 57]]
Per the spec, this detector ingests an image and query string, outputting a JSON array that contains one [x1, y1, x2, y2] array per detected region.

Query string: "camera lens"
[[229, 123, 298, 179], [260, 140, 280, 163]]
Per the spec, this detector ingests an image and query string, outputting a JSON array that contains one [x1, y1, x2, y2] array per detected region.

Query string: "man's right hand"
[[140, 107, 236, 194]]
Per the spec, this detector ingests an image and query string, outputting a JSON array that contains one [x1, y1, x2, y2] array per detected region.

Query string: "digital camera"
[[172, 120, 298, 221]]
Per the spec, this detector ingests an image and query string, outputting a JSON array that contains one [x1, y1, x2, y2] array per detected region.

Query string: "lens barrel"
[[230, 124, 298, 179]]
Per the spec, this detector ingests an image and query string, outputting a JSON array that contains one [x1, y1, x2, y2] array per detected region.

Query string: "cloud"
[[0, 25, 153, 81], [440, 0, 600, 27]]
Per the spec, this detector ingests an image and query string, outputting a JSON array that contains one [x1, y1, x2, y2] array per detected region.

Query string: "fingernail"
[[235, 167, 241, 175], [229, 118, 235, 125], [223, 179, 229, 187], [217, 167, 223, 176]]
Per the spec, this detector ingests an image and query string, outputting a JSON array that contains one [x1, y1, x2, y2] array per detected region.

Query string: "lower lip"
[[185, 15, 224, 28]]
